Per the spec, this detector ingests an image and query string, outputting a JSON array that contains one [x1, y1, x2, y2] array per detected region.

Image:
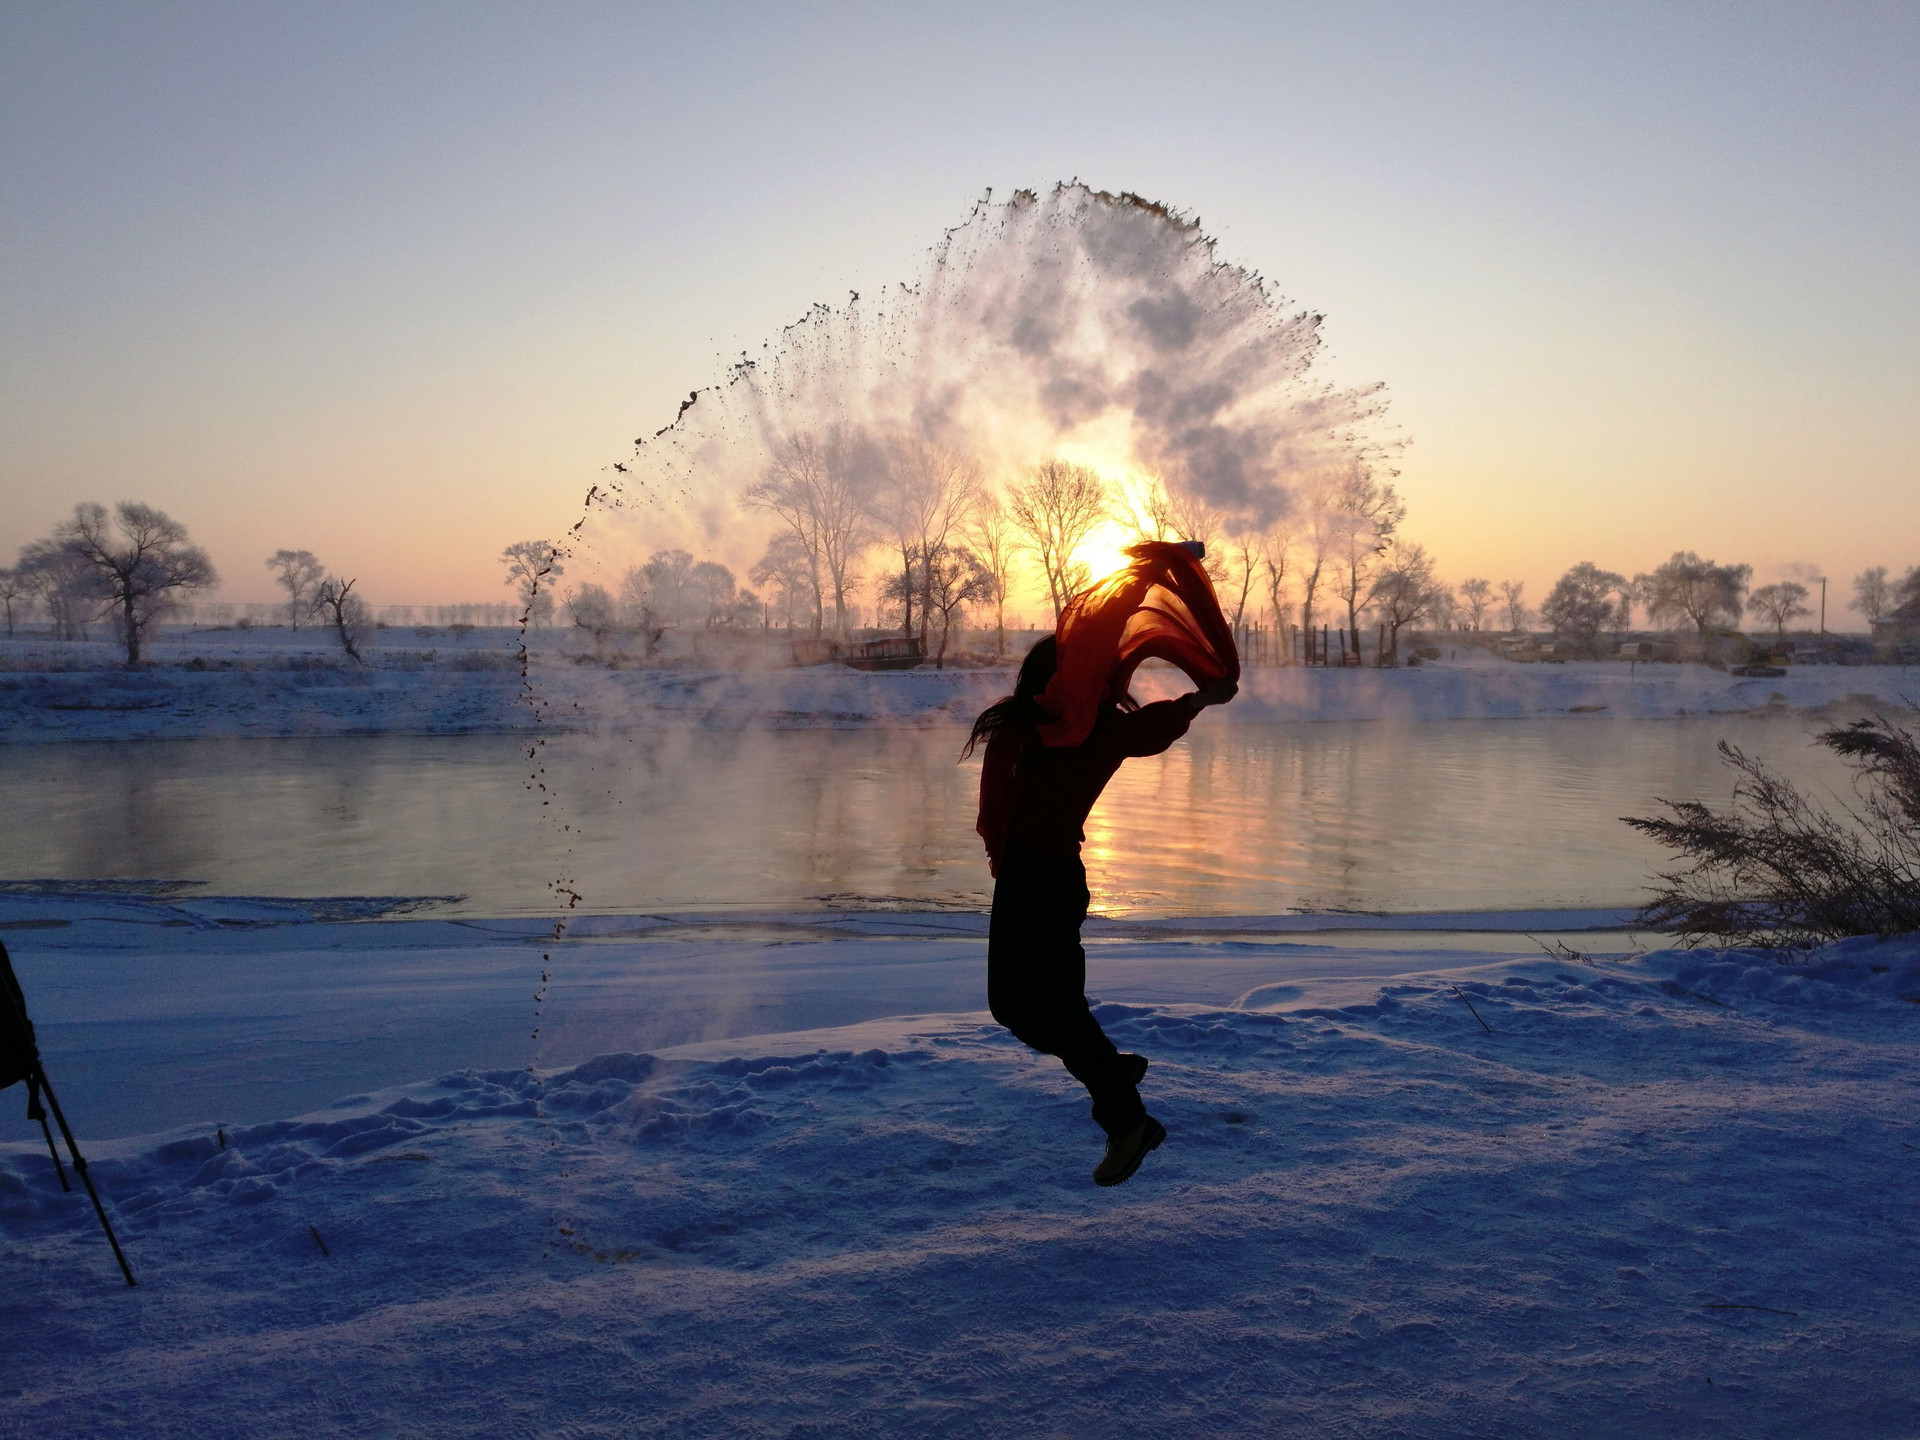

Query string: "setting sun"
[[1069, 519, 1140, 590]]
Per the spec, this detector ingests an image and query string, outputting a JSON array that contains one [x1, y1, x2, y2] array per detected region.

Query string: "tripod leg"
[[33, 1067, 136, 1288], [27, 1077, 71, 1192]]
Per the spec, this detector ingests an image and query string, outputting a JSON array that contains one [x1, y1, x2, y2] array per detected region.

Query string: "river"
[[0, 714, 1858, 917]]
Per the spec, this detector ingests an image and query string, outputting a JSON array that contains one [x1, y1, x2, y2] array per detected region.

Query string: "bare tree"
[[1747, 581, 1811, 638], [0, 567, 21, 636], [1007, 459, 1109, 621], [1367, 541, 1440, 664], [1499, 579, 1530, 633], [501, 540, 563, 628], [265, 549, 325, 630], [1120, 473, 1227, 569], [1457, 577, 1492, 631], [1217, 523, 1266, 633], [1262, 530, 1292, 657], [1540, 562, 1628, 658], [922, 544, 994, 668], [311, 576, 374, 661], [1290, 476, 1340, 648], [962, 490, 1021, 660], [745, 428, 879, 640], [1328, 467, 1405, 661], [52, 502, 217, 666], [1636, 551, 1751, 647]]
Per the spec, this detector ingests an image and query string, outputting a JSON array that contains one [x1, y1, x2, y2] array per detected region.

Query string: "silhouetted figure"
[[969, 614, 1236, 1185]]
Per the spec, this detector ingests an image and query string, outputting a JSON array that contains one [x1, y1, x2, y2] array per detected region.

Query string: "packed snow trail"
[[3, 940, 1916, 1438]]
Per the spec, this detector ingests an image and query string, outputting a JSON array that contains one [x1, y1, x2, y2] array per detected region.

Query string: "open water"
[[0, 716, 1859, 917]]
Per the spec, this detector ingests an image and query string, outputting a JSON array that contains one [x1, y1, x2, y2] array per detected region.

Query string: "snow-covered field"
[[3, 894, 1917, 1437], [2, 625, 1912, 741]]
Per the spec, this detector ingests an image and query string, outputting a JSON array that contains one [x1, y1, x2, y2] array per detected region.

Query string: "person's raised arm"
[[1180, 678, 1238, 713]]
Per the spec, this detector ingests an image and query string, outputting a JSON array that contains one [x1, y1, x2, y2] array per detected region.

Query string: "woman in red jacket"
[[967, 631, 1236, 1186]]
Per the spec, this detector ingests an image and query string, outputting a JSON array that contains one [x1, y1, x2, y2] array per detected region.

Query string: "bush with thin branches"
[[1624, 714, 1920, 948]]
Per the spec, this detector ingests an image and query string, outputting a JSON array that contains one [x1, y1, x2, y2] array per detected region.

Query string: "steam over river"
[[0, 717, 1856, 917]]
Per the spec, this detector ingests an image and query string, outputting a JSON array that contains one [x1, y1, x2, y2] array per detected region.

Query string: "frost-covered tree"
[[1540, 562, 1628, 657], [565, 583, 620, 656], [962, 491, 1020, 660], [17, 541, 97, 640], [750, 534, 814, 637], [265, 549, 325, 630], [1290, 472, 1342, 645], [869, 435, 980, 643], [1329, 466, 1405, 661], [1849, 567, 1892, 623], [1747, 581, 1811, 638], [500, 540, 563, 627], [746, 428, 879, 640], [1636, 552, 1751, 644], [686, 560, 740, 629], [51, 502, 217, 665]]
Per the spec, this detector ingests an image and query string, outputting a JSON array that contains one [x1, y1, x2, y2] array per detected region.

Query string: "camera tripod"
[[1, 938, 136, 1287]]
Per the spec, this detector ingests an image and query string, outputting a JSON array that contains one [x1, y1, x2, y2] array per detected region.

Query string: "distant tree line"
[[541, 426, 1455, 667], [1522, 556, 1920, 659]]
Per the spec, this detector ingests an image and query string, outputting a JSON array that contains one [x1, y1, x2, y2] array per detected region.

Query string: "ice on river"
[[3, 907, 1916, 1438]]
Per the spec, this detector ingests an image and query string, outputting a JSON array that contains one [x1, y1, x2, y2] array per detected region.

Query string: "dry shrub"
[[1625, 714, 1920, 949]]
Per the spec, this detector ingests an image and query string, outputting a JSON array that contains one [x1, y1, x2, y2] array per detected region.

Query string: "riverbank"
[[2, 638, 1911, 742], [3, 895, 1915, 1438]]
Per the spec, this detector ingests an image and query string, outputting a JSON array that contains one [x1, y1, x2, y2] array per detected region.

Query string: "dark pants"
[[988, 845, 1145, 1138]]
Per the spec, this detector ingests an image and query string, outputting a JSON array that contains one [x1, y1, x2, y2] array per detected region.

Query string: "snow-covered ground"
[[3, 894, 1917, 1436], [2, 625, 1912, 742]]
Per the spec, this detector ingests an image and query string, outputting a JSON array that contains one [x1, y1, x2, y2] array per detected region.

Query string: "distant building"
[[1871, 597, 1920, 662]]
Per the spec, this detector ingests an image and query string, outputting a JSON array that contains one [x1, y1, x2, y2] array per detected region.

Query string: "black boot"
[[1093, 1114, 1166, 1187]]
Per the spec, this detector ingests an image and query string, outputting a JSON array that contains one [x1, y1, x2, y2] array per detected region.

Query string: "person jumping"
[[966, 541, 1238, 1186]]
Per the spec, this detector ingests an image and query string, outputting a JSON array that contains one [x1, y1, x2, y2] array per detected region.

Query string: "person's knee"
[[990, 987, 1070, 1054], [989, 990, 1045, 1047]]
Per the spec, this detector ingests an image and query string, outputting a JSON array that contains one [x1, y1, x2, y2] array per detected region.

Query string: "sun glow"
[[1070, 520, 1140, 590]]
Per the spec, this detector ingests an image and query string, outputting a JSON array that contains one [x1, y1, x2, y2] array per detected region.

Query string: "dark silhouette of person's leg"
[[988, 849, 1144, 1137]]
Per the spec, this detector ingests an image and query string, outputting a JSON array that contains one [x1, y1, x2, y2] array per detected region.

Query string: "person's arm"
[[975, 728, 1017, 877], [1115, 699, 1195, 758], [1179, 678, 1238, 713]]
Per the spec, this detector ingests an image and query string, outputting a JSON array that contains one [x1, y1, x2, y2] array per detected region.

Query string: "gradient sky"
[[3, 2, 1915, 613]]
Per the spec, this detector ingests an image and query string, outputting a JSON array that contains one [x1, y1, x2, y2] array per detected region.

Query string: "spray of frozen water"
[[570, 182, 1393, 576]]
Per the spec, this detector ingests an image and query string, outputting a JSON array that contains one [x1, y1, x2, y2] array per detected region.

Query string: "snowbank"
[[2, 651, 1912, 743], [3, 918, 1916, 1437]]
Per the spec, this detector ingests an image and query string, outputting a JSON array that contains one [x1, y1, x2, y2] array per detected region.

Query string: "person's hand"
[[1183, 678, 1238, 710]]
